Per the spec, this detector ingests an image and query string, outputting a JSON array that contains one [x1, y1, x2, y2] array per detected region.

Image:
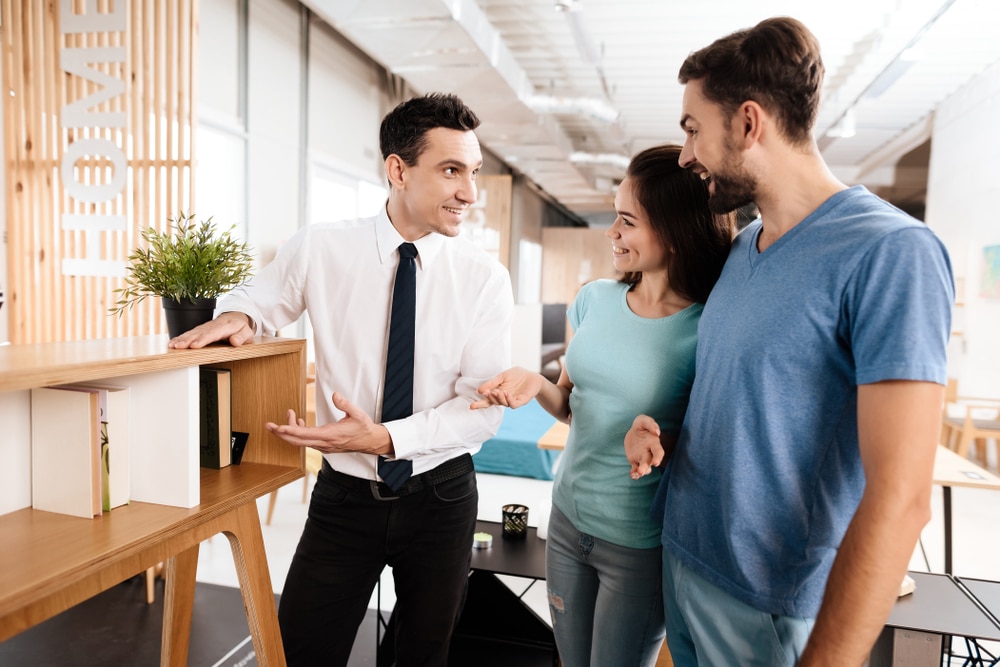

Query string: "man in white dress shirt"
[[169, 93, 513, 666]]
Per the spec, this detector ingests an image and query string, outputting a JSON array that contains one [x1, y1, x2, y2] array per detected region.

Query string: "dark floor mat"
[[0, 576, 379, 666]]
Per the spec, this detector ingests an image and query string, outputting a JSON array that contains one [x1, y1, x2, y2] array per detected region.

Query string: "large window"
[[309, 163, 386, 225], [301, 163, 386, 359], [195, 123, 248, 237]]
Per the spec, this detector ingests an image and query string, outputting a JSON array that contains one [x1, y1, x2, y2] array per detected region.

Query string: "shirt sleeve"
[[384, 263, 514, 462], [216, 228, 310, 334], [845, 226, 954, 385]]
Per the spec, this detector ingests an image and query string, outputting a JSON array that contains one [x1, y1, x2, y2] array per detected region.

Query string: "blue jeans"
[[545, 505, 665, 667], [662, 549, 815, 667]]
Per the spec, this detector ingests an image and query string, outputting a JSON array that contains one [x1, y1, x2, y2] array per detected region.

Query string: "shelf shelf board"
[[0, 335, 305, 393], [0, 462, 301, 624]]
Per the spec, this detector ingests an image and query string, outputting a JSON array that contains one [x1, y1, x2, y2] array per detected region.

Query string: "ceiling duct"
[[524, 95, 620, 123], [301, 0, 616, 214]]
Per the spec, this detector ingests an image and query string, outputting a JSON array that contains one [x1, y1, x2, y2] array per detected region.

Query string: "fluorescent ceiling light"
[[826, 107, 857, 138], [554, 0, 582, 13], [862, 58, 918, 100], [564, 6, 601, 66]]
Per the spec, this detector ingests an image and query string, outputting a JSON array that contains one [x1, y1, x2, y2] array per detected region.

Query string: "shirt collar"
[[375, 204, 445, 269]]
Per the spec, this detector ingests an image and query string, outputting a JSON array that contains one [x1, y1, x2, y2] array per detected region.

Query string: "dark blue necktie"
[[378, 242, 417, 491]]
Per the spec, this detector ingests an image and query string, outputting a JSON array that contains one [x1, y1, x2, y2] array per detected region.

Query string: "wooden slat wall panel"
[[2, 0, 197, 344]]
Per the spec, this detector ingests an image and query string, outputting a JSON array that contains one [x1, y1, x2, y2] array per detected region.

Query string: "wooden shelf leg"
[[224, 501, 286, 667], [160, 544, 200, 667], [266, 489, 278, 526]]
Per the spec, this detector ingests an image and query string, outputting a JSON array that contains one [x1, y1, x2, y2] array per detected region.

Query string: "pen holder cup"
[[501, 504, 529, 539]]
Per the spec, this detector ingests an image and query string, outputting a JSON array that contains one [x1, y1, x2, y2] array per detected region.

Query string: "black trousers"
[[277, 457, 478, 667]]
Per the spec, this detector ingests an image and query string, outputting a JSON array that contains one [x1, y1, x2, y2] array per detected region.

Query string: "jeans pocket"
[[431, 472, 477, 503], [311, 479, 350, 506], [767, 613, 813, 667]]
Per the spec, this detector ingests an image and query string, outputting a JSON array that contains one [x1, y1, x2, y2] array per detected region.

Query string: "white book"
[[123, 367, 200, 508], [67, 384, 131, 511], [30, 387, 101, 519]]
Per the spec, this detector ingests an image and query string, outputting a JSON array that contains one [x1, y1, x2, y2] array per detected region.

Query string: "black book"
[[199, 368, 232, 469]]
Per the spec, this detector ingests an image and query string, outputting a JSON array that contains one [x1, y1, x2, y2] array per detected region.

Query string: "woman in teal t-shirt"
[[471, 144, 733, 667]]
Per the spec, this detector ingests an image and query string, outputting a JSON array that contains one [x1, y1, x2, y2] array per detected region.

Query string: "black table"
[[450, 520, 556, 666], [377, 520, 556, 667], [870, 572, 1000, 666], [468, 519, 547, 579]]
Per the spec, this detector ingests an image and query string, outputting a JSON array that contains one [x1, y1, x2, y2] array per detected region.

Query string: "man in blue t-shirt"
[[625, 16, 953, 667]]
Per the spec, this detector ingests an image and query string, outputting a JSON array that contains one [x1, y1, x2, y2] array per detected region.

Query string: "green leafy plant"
[[111, 212, 255, 315]]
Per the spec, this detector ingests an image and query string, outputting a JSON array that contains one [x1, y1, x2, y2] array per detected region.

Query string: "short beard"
[[708, 173, 756, 215], [708, 133, 757, 214]]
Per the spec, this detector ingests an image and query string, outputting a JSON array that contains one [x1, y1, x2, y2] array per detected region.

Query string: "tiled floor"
[[196, 452, 1000, 647]]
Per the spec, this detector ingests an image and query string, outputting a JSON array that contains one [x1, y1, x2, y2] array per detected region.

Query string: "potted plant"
[[111, 211, 255, 337]]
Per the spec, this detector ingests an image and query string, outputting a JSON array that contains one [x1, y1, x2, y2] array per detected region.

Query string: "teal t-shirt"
[[552, 279, 702, 549]]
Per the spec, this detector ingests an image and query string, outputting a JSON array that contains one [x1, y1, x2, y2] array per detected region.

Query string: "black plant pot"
[[162, 297, 217, 338]]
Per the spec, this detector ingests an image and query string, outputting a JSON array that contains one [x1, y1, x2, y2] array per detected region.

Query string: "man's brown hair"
[[678, 16, 824, 145]]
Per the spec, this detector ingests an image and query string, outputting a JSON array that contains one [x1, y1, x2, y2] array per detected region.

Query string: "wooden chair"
[[143, 562, 164, 604], [941, 378, 1000, 468]]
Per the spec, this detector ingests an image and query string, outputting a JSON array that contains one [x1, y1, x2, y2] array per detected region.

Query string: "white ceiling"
[[302, 0, 1000, 223]]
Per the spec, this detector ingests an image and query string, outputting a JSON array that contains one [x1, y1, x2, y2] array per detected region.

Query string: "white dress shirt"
[[219, 207, 513, 480]]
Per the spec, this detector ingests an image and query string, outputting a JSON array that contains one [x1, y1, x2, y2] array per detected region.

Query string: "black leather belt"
[[320, 453, 474, 500]]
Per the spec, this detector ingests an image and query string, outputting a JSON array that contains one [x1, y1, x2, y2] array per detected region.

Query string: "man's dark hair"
[[620, 144, 734, 303], [379, 93, 481, 165], [678, 16, 824, 146]]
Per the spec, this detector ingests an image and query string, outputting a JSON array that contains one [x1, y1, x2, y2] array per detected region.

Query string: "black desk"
[[469, 519, 547, 579], [450, 520, 556, 666], [870, 572, 1000, 666], [377, 520, 556, 667]]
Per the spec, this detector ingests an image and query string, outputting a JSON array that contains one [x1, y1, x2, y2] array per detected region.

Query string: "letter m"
[[60, 47, 127, 128]]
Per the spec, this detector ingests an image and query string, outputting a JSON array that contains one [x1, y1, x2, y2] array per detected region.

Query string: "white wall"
[[307, 19, 383, 183], [510, 174, 547, 303], [511, 303, 542, 372], [926, 59, 1000, 397]]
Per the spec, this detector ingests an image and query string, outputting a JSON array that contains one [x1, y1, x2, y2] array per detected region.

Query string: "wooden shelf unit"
[[0, 335, 306, 666]]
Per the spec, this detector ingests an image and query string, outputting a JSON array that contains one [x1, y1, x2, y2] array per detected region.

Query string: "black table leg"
[[943, 485, 953, 575], [943, 485, 954, 659]]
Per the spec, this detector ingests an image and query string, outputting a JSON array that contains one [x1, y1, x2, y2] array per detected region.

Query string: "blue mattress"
[[473, 399, 561, 481]]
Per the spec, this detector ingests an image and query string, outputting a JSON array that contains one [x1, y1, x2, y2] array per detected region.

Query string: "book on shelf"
[[200, 367, 232, 469], [66, 383, 131, 511], [231, 431, 249, 465], [30, 386, 101, 518]]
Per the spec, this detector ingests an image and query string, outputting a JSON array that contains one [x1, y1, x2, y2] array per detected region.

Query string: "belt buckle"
[[369, 480, 400, 501]]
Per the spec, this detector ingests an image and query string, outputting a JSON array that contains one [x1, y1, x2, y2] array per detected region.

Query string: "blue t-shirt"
[[659, 186, 954, 617], [554, 279, 702, 549]]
